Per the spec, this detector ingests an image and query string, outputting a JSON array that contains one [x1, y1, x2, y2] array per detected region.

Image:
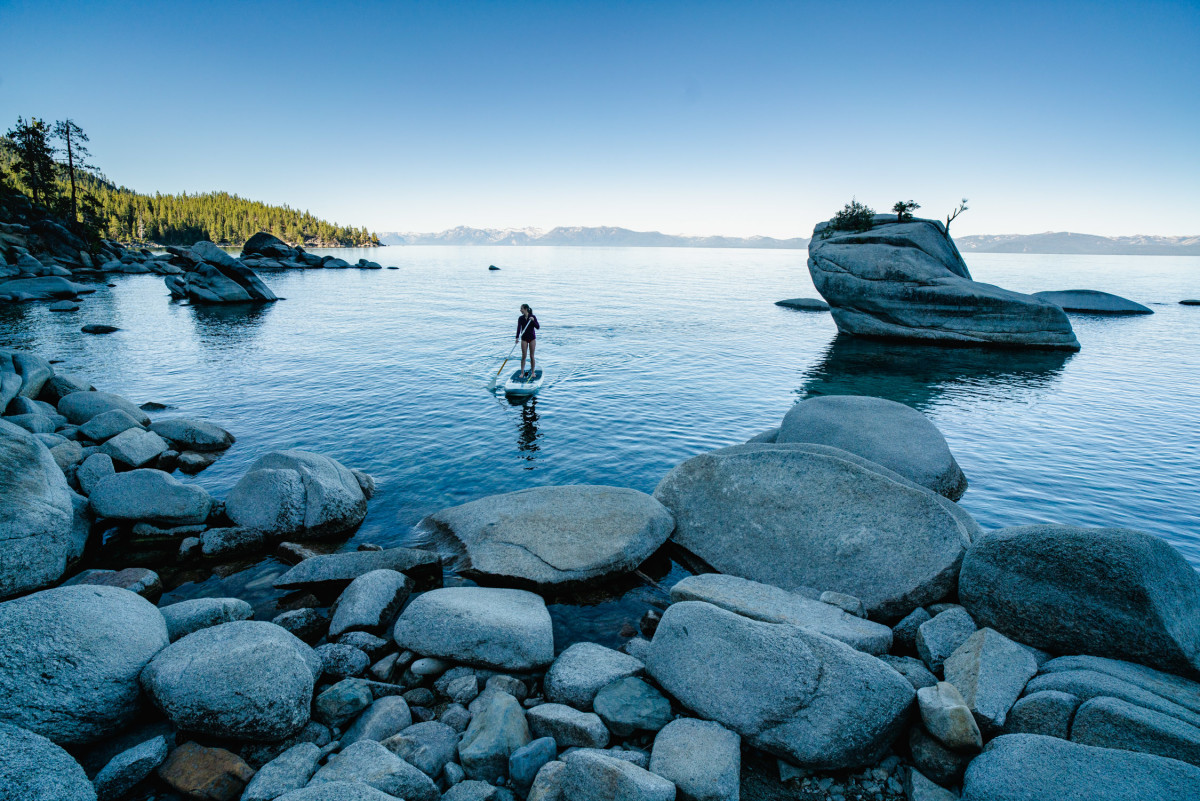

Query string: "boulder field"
[[2, 345, 1199, 800]]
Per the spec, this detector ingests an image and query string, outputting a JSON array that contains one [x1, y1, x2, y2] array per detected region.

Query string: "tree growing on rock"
[[945, 198, 969, 232], [892, 200, 920, 222], [3, 117, 57, 208], [823, 198, 876, 238]]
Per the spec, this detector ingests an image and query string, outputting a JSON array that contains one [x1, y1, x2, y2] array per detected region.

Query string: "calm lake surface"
[[4, 247, 1198, 649]]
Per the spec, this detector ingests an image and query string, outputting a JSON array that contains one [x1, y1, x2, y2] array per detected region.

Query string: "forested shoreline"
[[0, 117, 380, 249]]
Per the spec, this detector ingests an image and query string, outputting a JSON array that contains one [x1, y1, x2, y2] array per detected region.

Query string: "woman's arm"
[[532, 316, 540, 330]]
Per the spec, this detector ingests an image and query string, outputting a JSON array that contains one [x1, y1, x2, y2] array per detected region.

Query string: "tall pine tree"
[[53, 119, 91, 230], [4, 117, 57, 207]]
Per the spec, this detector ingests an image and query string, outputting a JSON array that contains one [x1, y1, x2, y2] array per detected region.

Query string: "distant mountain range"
[[378, 226, 1200, 255], [955, 232, 1200, 256], [378, 226, 809, 249]]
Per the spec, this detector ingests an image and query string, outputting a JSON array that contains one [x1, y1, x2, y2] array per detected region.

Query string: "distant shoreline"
[[378, 227, 1200, 256]]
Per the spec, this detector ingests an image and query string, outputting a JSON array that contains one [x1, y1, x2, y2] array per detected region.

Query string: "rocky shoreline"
[[3, 344, 1200, 801]]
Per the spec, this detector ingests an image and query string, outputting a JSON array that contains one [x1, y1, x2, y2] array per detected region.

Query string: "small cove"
[[4, 246, 1198, 650]]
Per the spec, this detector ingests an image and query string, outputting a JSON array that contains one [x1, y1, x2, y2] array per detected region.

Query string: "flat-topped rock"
[[0, 419, 76, 598], [776, 395, 968, 500], [808, 218, 1080, 350], [414, 484, 674, 586], [393, 587, 554, 671], [99, 426, 168, 467], [654, 443, 980, 619], [1033, 289, 1153, 315], [89, 469, 212, 525], [647, 600, 914, 769], [961, 733, 1200, 800], [670, 573, 893, 655], [273, 546, 441, 590], [959, 525, 1200, 678], [775, 297, 830, 311], [561, 749, 676, 801]]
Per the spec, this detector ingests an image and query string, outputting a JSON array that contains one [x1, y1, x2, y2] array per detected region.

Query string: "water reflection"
[[513, 396, 541, 465], [186, 301, 274, 349], [798, 335, 1074, 410]]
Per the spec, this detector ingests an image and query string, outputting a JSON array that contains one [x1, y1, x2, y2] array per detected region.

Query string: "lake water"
[[4, 247, 1198, 649]]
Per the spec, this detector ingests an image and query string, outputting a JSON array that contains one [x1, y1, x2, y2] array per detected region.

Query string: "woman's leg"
[[520, 340, 529, 375], [529, 339, 536, 375]]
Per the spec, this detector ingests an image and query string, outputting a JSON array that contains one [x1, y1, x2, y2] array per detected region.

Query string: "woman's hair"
[[521, 304, 532, 315]]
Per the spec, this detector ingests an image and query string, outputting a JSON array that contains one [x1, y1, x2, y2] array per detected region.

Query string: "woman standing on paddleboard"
[[517, 303, 540, 378]]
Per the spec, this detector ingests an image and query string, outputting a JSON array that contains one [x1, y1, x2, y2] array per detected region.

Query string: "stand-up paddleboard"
[[503, 368, 545, 396]]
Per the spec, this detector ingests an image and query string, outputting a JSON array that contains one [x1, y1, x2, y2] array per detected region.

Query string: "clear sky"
[[2, 0, 1197, 238]]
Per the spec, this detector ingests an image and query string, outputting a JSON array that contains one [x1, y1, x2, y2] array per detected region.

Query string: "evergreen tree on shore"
[[52, 119, 91, 230], [0, 116, 380, 248], [4, 118, 58, 208]]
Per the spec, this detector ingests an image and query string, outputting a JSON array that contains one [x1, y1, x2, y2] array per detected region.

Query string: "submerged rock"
[[808, 217, 1080, 349], [1033, 289, 1153, 315], [776, 394, 968, 500], [226, 449, 367, 538], [959, 525, 1200, 677], [960, 733, 1200, 800], [775, 297, 830, 311], [0, 585, 169, 744], [0, 419, 76, 598], [414, 484, 674, 586], [646, 600, 914, 769], [654, 443, 980, 619], [141, 620, 319, 741]]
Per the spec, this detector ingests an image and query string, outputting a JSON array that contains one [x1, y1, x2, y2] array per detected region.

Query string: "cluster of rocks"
[[0, 348, 382, 604], [0, 214, 385, 309], [4, 354, 1200, 799], [240, 232, 383, 271]]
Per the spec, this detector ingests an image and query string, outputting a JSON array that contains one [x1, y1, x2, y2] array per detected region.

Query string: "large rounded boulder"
[[226, 450, 367, 539], [413, 484, 674, 586], [808, 216, 1080, 350], [0, 723, 96, 801], [654, 443, 981, 619], [647, 601, 915, 769], [0, 585, 169, 744], [777, 395, 968, 500], [0, 420, 76, 598], [1, 349, 54, 406], [959, 525, 1200, 678], [140, 620, 319, 740]]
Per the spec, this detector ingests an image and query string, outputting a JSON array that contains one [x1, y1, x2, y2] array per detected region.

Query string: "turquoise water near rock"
[[4, 247, 1197, 647]]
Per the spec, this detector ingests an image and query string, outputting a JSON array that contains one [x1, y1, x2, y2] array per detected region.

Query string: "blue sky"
[[2, 0, 1197, 237]]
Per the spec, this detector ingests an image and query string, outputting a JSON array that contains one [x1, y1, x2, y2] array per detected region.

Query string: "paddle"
[[487, 316, 535, 390]]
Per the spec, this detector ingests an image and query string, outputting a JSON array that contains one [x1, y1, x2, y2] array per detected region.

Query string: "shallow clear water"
[[4, 248, 1198, 649]]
